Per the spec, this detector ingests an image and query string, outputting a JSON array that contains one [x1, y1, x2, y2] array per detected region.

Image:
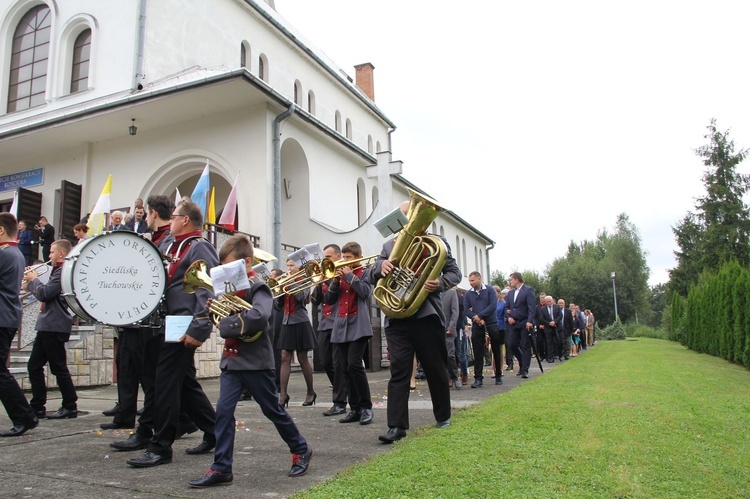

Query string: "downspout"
[[485, 242, 495, 282], [387, 126, 396, 152], [273, 104, 295, 262], [133, 0, 148, 91]]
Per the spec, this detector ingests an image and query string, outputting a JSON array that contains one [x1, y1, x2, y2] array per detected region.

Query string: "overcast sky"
[[275, 0, 750, 286]]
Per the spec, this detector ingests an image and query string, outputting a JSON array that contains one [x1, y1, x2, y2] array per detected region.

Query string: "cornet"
[[22, 260, 52, 284], [268, 254, 379, 298]]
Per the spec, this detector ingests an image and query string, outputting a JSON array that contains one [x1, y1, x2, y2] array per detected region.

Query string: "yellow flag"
[[87, 174, 112, 236], [207, 187, 216, 225]]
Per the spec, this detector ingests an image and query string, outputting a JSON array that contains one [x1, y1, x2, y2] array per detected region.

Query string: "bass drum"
[[61, 231, 168, 326]]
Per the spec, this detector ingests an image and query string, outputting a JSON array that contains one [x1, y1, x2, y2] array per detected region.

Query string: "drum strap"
[[165, 234, 208, 284]]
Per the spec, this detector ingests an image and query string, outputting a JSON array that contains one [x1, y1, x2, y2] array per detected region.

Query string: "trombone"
[[22, 260, 52, 284]]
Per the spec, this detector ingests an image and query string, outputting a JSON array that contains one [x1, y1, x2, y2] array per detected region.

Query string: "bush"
[[625, 323, 666, 339], [599, 319, 626, 340]]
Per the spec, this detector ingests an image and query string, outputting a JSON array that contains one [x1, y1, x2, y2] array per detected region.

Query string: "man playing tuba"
[[369, 197, 462, 443]]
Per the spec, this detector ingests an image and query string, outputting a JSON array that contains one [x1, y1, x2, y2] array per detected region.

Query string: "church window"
[[70, 29, 91, 93], [7, 4, 51, 112]]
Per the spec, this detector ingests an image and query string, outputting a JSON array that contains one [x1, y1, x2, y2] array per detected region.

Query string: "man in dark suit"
[[557, 298, 574, 361], [505, 272, 536, 378], [36, 216, 54, 262], [539, 296, 561, 363], [125, 206, 149, 234]]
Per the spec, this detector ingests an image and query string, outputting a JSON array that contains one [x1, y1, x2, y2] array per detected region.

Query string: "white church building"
[[0, 0, 495, 386]]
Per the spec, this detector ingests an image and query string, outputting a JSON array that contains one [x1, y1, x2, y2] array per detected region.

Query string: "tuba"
[[183, 260, 262, 342], [373, 188, 447, 319]]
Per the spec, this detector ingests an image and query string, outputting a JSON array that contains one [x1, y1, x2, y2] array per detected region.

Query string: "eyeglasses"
[[170, 213, 187, 219]]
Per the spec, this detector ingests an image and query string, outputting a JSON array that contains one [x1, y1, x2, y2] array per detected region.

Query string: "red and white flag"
[[218, 173, 240, 231]]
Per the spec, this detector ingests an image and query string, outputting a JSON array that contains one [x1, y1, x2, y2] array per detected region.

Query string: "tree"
[[547, 213, 650, 326], [669, 119, 750, 295]]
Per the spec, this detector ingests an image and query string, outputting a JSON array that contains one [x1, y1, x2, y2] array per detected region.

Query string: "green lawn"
[[297, 339, 750, 498]]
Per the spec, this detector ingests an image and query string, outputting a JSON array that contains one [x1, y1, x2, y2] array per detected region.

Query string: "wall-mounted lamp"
[[129, 118, 137, 136]]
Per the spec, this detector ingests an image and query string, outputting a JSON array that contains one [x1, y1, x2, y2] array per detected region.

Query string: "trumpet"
[[269, 254, 379, 298], [22, 260, 52, 284], [183, 260, 262, 341]]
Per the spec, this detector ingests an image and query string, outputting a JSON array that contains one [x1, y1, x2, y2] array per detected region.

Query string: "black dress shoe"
[[322, 405, 346, 416], [102, 402, 120, 416], [100, 422, 131, 430], [378, 427, 407, 443], [46, 407, 77, 419], [470, 378, 483, 388], [188, 469, 234, 488], [495, 376, 503, 385], [359, 408, 374, 425], [288, 447, 313, 477], [339, 409, 361, 423], [33, 408, 46, 418], [522, 372, 529, 379], [127, 451, 172, 467], [436, 419, 451, 429], [0, 417, 38, 437], [186, 439, 216, 455], [110, 432, 149, 451]]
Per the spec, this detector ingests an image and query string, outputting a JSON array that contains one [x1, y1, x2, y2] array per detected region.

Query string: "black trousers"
[[0, 327, 35, 425], [334, 337, 371, 411], [318, 329, 346, 406], [27, 331, 77, 411], [545, 328, 563, 359], [135, 332, 201, 440], [148, 342, 216, 455], [113, 327, 151, 426], [471, 324, 504, 379], [506, 324, 532, 374], [385, 315, 450, 429]]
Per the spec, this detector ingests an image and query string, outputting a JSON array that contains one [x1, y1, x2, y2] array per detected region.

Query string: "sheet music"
[[289, 247, 314, 268], [374, 208, 409, 238], [209, 259, 250, 295], [165, 315, 192, 342]]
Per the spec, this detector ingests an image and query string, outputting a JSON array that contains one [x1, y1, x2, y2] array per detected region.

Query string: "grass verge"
[[296, 339, 750, 498]]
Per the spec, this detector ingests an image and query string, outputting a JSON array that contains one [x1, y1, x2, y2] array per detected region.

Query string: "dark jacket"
[[505, 284, 536, 327], [163, 237, 218, 343], [463, 283, 498, 327], [369, 236, 462, 328], [325, 267, 373, 343], [0, 243, 25, 328], [38, 224, 55, 246], [27, 265, 74, 333], [538, 304, 562, 333], [218, 276, 275, 371], [17, 229, 33, 258], [559, 307, 574, 336]]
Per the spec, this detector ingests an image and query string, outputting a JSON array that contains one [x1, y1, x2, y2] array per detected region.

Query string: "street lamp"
[[611, 271, 619, 322]]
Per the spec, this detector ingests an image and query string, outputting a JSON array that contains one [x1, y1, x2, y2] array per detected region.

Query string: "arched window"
[[345, 118, 352, 140], [8, 5, 51, 112], [462, 238, 467, 275], [474, 246, 478, 273], [455, 235, 461, 271], [356, 178, 366, 225], [70, 29, 91, 93], [335, 111, 341, 133], [376, 141, 381, 153], [294, 80, 302, 105], [439, 225, 445, 237], [479, 248, 484, 275], [431, 221, 437, 234], [307, 90, 315, 114], [367, 135, 373, 154], [240, 42, 250, 68], [371, 186, 379, 209], [258, 53, 268, 81]]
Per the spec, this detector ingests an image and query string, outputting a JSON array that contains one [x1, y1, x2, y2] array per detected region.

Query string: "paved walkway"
[[0, 356, 567, 498]]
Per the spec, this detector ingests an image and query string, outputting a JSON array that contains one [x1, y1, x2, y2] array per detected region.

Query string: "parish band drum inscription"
[[61, 231, 167, 326]]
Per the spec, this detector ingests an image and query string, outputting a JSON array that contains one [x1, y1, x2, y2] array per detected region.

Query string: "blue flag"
[[191, 160, 210, 218]]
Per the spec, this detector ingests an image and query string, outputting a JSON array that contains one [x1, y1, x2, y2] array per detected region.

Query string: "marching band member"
[[126, 199, 218, 468], [274, 258, 316, 407], [188, 234, 312, 488], [23, 239, 79, 420], [324, 242, 374, 425], [0, 214, 38, 437], [370, 201, 461, 443]]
